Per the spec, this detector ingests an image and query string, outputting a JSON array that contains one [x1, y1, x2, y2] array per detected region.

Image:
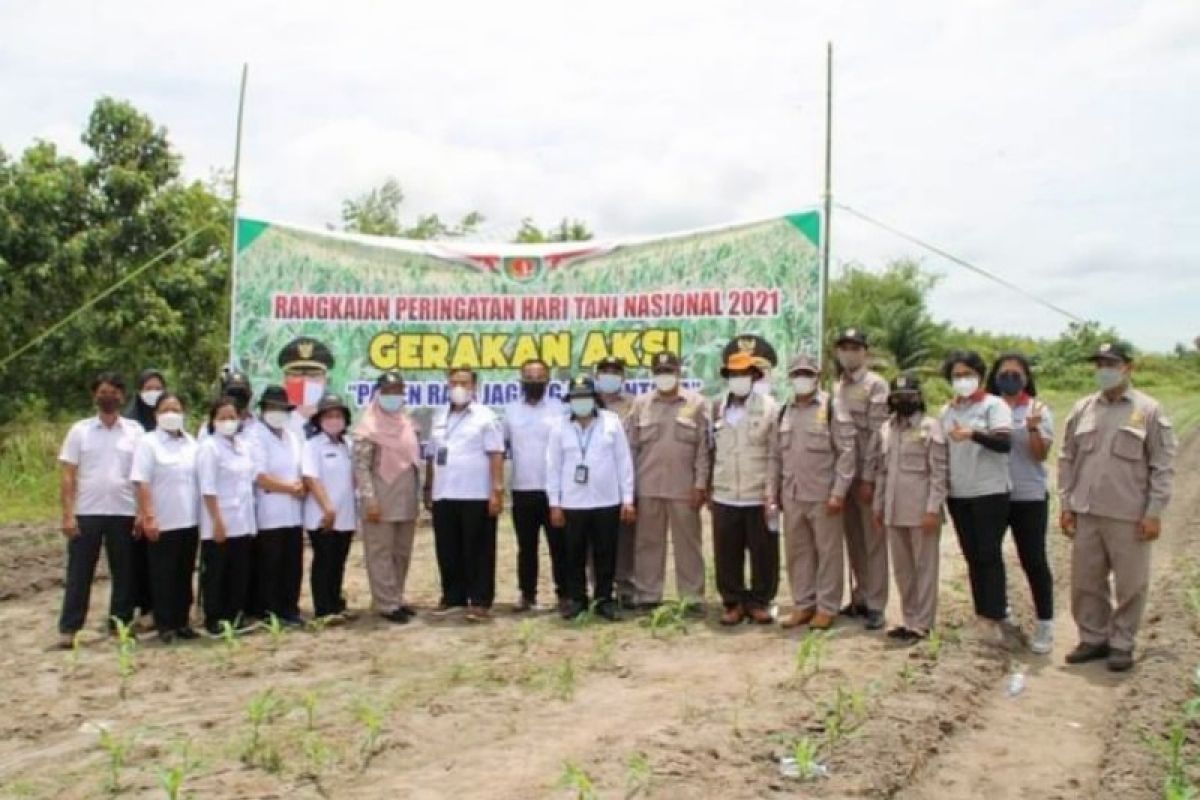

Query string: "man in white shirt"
[[502, 359, 567, 612], [57, 372, 144, 647], [423, 367, 506, 621]]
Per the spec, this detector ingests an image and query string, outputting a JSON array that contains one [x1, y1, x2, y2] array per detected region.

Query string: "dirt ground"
[[1, 434, 1196, 799]]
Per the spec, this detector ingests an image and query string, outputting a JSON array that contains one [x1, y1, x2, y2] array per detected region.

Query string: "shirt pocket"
[[1073, 418, 1098, 454], [637, 421, 659, 445], [673, 417, 700, 445], [1112, 426, 1145, 461], [899, 443, 927, 473], [803, 428, 832, 452]]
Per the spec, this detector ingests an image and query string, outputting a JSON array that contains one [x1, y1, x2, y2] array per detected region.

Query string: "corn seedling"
[[639, 598, 690, 638], [68, 630, 84, 675], [300, 690, 320, 732], [589, 629, 618, 671], [515, 619, 542, 655], [821, 685, 869, 752], [241, 689, 285, 769], [569, 601, 599, 629], [157, 739, 200, 800], [353, 697, 389, 771], [97, 728, 133, 795], [924, 629, 944, 661], [111, 617, 137, 700], [557, 760, 598, 800], [1144, 722, 1197, 800], [553, 657, 577, 701], [302, 732, 334, 777], [625, 751, 651, 797], [794, 629, 832, 684], [897, 661, 916, 689], [264, 613, 286, 649], [787, 736, 825, 781]]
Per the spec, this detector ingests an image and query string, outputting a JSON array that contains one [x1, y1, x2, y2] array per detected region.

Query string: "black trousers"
[[432, 500, 497, 608], [59, 515, 136, 634], [256, 526, 304, 620], [711, 503, 779, 610], [563, 506, 620, 606], [200, 536, 255, 631], [308, 529, 353, 618], [1007, 497, 1054, 621], [947, 493, 1011, 621], [147, 527, 198, 632], [511, 490, 567, 600], [130, 534, 153, 617]]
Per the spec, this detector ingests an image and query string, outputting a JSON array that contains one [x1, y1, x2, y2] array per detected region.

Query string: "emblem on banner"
[[503, 256, 544, 283]]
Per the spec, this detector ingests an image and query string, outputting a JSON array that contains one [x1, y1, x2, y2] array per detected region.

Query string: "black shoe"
[[383, 609, 411, 625], [399, 605, 417, 618], [886, 626, 910, 639], [840, 603, 868, 618], [617, 594, 637, 610], [1065, 642, 1110, 664], [513, 595, 535, 613], [560, 600, 587, 620], [1107, 648, 1134, 672], [595, 601, 620, 622], [175, 627, 200, 641], [864, 610, 886, 631], [157, 630, 177, 645]]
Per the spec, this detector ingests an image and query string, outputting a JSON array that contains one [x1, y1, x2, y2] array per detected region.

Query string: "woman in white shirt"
[[197, 396, 258, 635], [303, 393, 358, 622], [547, 376, 636, 621], [251, 386, 307, 626], [131, 392, 200, 643]]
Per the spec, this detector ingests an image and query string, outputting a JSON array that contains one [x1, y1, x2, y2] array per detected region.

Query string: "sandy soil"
[[0, 435, 1195, 799]]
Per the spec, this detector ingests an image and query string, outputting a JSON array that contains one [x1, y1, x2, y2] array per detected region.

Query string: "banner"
[[231, 212, 822, 427]]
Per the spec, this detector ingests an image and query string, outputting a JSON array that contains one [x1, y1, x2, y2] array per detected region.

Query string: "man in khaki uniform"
[[770, 354, 856, 629], [595, 356, 637, 606], [1059, 341, 1175, 672], [628, 352, 710, 607], [833, 328, 890, 630], [710, 351, 780, 625]]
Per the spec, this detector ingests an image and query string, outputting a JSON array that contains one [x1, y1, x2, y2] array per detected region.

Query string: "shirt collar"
[[954, 389, 989, 406]]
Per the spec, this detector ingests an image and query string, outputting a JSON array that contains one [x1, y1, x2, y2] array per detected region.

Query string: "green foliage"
[[639, 598, 692, 638], [513, 217, 593, 243], [0, 422, 64, 523], [156, 739, 199, 800], [112, 616, 137, 700], [557, 760, 598, 800], [0, 97, 230, 423], [97, 728, 133, 795], [340, 176, 484, 239]]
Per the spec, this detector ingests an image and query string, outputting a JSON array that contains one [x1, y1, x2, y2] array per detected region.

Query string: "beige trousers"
[[1071, 513, 1151, 652], [634, 497, 704, 603], [361, 519, 416, 613], [843, 483, 889, 612], [889, 525, 940, 635], [781, 498, 844, 615]]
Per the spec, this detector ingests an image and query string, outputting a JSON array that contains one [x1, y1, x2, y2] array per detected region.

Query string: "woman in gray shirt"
[[987, 353, 1055, 655]]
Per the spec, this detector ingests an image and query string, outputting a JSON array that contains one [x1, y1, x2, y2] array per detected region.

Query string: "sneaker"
[[1030, 620, 1055, 655], [863, 610, 886, 631]]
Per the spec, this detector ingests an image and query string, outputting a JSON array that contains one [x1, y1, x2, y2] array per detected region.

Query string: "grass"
[[0, 422, 66, 524]]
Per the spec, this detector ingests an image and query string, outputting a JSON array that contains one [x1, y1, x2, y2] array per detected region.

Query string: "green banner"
[[231, 212, 821, 422]]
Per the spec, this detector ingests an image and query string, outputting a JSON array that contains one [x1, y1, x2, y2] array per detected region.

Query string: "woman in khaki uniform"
[[871, 372, 949, 643], [353, 371, 422, 624]]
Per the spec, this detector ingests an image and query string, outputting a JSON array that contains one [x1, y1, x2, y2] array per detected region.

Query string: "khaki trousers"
[[843, 483, 889, 612], [782, 498, 844, 615], [362, 519, 416, 613], [634, 497, 704, 603], [1072, 513, 1151, 652], [889, 525, 940, 635]]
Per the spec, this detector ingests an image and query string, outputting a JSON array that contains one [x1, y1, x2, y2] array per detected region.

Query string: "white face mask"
[[140, 389, 163, 408], [654, 373, 678, 393], [594, 373, 623, 395], [157, 412, 184, 432], [263, 410, 290, 430], [728, 376, 753, 398], [1095, 366, 1125, 391], [752, 379, 772, 396], [837, 351, 865, 372], [792, 375, 818, 396], [449, 386, 472, 406], [215, 419, 240, 438], [569, 398, 596, 417], [952, 376, 980, 398], [377, 394, 405, 413]]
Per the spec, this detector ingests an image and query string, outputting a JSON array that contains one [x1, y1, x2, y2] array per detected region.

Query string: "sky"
[[2, 0, 1197, 350]]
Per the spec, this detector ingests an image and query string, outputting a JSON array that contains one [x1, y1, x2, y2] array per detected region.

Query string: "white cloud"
[[0, 0, 1196, 348]]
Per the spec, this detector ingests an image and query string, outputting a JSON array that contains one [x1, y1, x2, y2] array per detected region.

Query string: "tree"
[[0, 98, 229, 422], [341, 177, 484, 239], [513, 217, 593, 243]]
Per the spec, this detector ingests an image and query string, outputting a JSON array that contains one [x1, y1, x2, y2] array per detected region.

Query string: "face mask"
[[263, 410, 291, 430], [449, 386, 472, 406], [837, 351, 864, 372], [521, 380, 548, 402], [321, 416, 347, 437], [157, 412, 184, 432], [728, 376, 753, 397], [753, 379, 772, 396], [96, 397, 122, 414], [995, 372, 1025, 397], [215, 419, 240, 438], [569, 398, 596, 417], [1095, 366, 1125, 392], [654, 373, 678, 393], [595, 373, 623, 395], [893, 399, 922, 417], [140, 390, 163, 408], [377, 394, 404, 413], [792, 375, 818, 396], [952, 376, 980, 398]]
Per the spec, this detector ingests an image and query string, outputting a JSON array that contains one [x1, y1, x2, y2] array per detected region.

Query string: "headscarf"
[[354, 397, 420, 484], [123, 368, 166, 431]]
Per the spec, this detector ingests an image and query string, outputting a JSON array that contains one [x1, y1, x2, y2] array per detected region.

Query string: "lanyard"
[[573, 420, 597, 462], [445, 407, 471, 441]]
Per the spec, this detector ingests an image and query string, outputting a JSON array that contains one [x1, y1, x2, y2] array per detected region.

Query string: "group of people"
[[56, 331, 1175, 672]]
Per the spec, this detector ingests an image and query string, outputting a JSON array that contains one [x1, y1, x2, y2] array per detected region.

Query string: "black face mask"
[[521, 381, 548, 402], [96, 397, 121, 414], [995, 372, 1026, 396], [893, 399, 922, 417]]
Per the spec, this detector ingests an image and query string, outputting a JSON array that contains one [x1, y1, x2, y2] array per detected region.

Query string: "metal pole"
[[227, 63, 248, 369], [821, 42, 833, 362]]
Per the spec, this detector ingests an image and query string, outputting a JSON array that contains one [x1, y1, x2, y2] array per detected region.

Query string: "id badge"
[[574, 464, 589, 485], [436, 447, 449, 466]]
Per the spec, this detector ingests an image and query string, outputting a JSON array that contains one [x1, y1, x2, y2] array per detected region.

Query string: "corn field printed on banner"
[[232, 212, 821, 431]]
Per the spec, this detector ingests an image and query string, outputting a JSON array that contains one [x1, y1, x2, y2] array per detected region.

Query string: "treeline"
[[1, 98, 1196, 425]]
